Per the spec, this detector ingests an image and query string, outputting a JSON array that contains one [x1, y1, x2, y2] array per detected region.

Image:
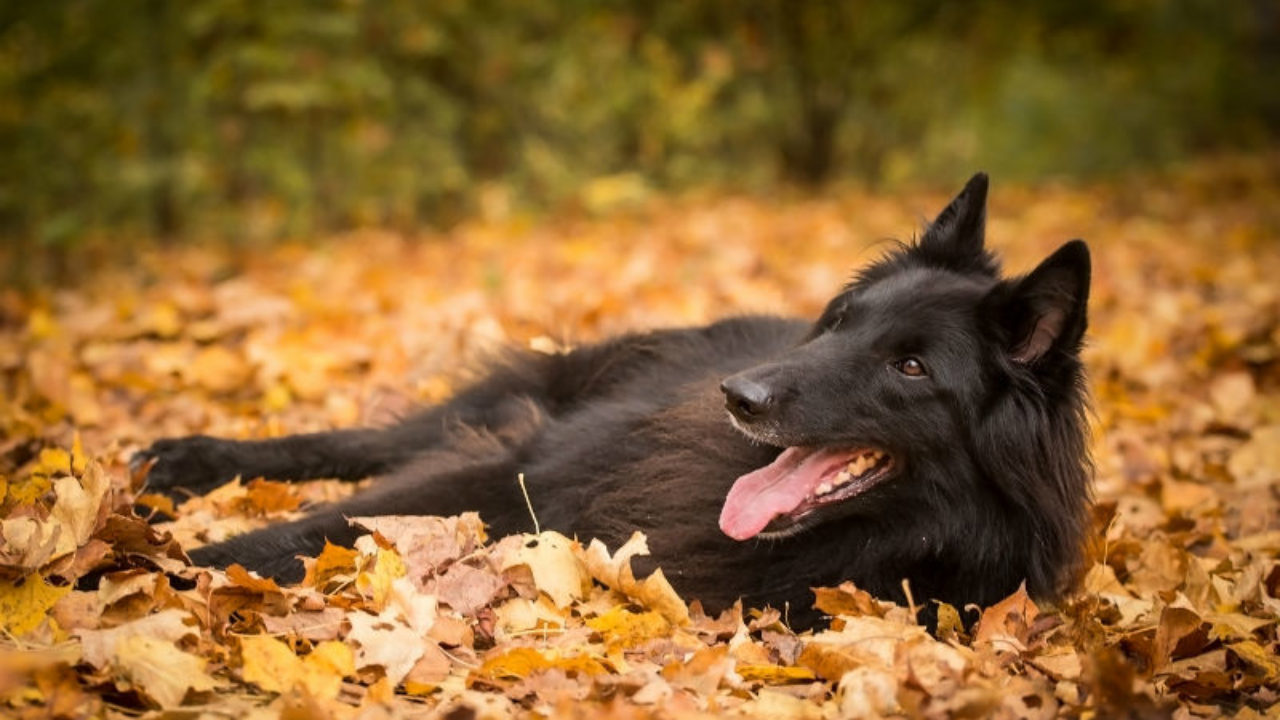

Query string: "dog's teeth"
[[816, 483, 833, 496], [834, 470, 852, 486]]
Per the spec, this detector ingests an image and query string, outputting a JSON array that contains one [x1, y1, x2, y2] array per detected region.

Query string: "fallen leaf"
[[584, 533, 689, 626], [114, 634, 217, 708], [501, 531, 590, 609], [76, 609, 199, 668], [0, 572, 71, 637], [239, 634, 354, 701], [973, 584, 1039, 650], [1228, 425, 1280, 489], [585, 606, 670, 651], [347, 609, 428, 685], [474, 646, 608, 684]]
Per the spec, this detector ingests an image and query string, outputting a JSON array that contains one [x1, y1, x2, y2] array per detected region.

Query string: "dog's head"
[[718, 173, 1091, 541]]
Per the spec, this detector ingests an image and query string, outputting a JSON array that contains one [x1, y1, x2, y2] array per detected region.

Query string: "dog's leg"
[[131, 424, 429, 497], [187, 454, 527, 582], [134, 334, 691, 498], [134, 378, 556, 497]]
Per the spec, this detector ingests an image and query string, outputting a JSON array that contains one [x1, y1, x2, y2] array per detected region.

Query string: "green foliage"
[[0, 0, 1276, 267]]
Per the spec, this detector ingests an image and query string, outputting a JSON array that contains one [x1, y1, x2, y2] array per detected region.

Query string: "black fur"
[[135, 174, 1092, 628]]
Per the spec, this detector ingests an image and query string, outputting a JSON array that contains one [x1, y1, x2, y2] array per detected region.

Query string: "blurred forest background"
[[2, 0, 1278, 280]]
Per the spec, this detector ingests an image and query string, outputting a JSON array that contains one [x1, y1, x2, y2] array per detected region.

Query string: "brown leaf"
[[430, 562, 507, 616], [812, 581, 887, 618], [973, 584, 1039, 650], [225, 563, 286, 595]]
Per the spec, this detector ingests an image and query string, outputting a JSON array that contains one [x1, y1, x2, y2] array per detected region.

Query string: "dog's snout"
[[721, 374, 775, 422]]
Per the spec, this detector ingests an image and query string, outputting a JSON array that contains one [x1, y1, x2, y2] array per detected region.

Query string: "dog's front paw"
[[131, 435, 239, 498]]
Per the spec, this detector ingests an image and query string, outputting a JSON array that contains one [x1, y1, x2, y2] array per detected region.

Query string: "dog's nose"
[[721, 375, 775, 421]]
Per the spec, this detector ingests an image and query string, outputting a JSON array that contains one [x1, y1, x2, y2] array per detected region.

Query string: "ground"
[[2, 157, 1278, 718]]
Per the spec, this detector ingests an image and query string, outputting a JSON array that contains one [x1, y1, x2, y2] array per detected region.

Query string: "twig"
[[518, 472, 541, 535], [901, 578, 918, 621]]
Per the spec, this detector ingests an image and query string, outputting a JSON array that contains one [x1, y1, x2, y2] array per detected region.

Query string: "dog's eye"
[[892, 357, 927, 377]]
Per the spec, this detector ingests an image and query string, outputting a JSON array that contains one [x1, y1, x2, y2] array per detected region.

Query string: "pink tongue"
[[719, 446, 851, 540]]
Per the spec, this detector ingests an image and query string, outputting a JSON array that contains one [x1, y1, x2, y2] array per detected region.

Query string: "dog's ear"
[[999, 240, 1091, 366], [918, 173, 995, 274]]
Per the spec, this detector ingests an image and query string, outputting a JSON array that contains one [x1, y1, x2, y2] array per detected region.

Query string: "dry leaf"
[[240, 634, 354, 700], [0, 572, 72, 637], [115, 634, 217, 708], [501, 531, 590, 609], [347, 609, 428, 685], [584, 533, 689, 626], [76, 609, 199, 668]]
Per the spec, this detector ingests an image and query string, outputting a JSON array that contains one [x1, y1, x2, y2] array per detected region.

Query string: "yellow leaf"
[[1228, 641, 1280, 681], [239, 635, 353, 701], [5, 474, 51, 505], [262, 381, 292, 412], [239, 634, 299, 695], [8, 446, 76, 506], [70, 432, 87, 474], [303, 541, 360, 588], [736, 664, 817, 684], [502, 531, 589, 608], [27, 306, 57, 340], [585, 606, 670, 651], [356, 546, 407, 611], [0, 573, 71, 637], [32, 447, 73, 478], [934, 602, 965, 640], [474, 647, 608, 683], [115, 634, 217, 708], [309, 640, 358, 677], [139, 301, 182, 339]]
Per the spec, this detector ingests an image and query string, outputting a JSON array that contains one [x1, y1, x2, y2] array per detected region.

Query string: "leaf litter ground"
[[2, 157, 1279, 718]]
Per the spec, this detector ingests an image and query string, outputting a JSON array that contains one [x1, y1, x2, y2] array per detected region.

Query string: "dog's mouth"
[[719, 446, 893, 540]]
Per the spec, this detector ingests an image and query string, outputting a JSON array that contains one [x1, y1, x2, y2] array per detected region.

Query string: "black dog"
[[135, 174, 1091, 627]]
